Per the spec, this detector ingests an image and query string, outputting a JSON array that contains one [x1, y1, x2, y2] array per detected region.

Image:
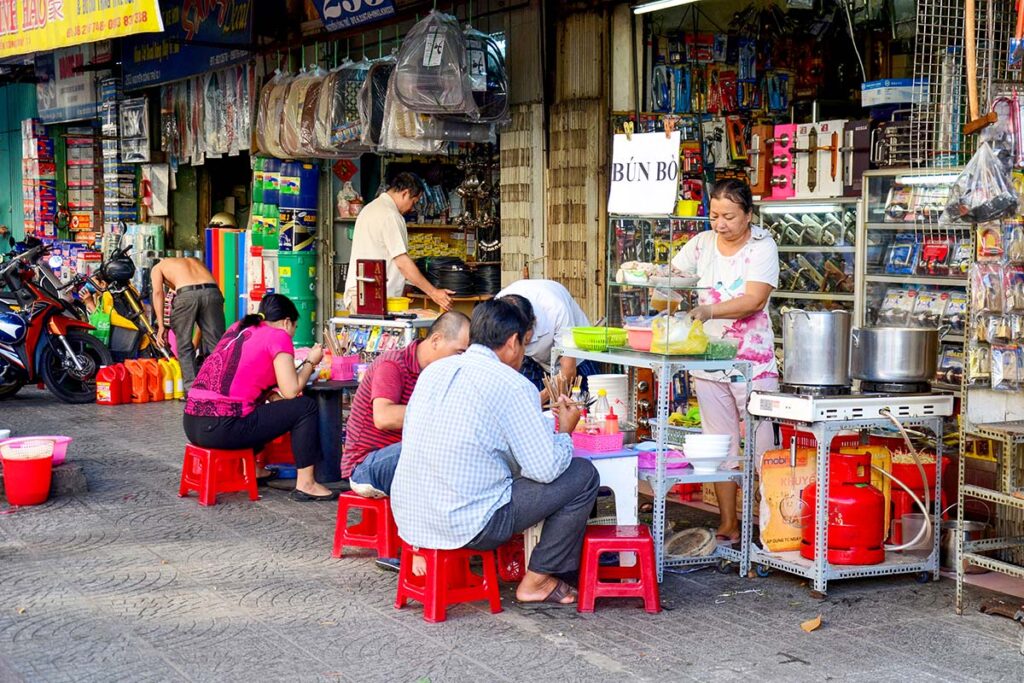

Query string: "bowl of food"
[[705, 336, 739, 360]]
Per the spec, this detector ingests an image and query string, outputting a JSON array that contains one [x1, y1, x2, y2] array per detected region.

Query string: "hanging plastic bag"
[[464, 25, 509, 122], [651, 315, 709, 355], [89, 308, 111, 345], [358, 58, 395, 148], [380, 72, 444, 154], [256, 71, 293, 158], [313, 60, 371, 157], [393, 10, 478, 119], [943, 141, 1020, 223], [281, 69, 323, 157]]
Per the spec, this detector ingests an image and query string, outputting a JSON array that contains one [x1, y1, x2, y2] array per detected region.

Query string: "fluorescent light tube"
[[633, 0, 702, 15]]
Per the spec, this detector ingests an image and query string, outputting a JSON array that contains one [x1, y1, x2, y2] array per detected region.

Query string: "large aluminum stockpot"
[[781, 309, 851, 386], [849, 326, 944, 383]]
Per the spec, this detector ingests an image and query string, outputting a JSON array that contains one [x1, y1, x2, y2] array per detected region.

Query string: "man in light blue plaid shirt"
[[391, 298, 600, 606]]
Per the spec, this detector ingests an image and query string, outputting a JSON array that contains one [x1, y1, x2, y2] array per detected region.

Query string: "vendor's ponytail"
[[238, 293, 299, 332]]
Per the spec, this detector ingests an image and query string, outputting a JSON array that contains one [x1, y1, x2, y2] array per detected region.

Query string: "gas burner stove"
[[779, 383, 851, 397], [749, 389, 955, 423], [859, 380, 933, 395]]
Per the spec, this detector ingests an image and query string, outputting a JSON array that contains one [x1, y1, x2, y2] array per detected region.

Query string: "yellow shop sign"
[[0, 1, 164, 59]]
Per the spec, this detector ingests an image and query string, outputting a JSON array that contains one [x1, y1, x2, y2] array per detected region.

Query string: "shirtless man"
[[151, 258, 225, 390]]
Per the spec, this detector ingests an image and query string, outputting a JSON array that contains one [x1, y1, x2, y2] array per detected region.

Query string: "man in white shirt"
[[497, 279, 594, 396], [343, 173, 453, 311]]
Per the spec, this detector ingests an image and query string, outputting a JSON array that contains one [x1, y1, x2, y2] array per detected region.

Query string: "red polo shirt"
[[341, 340, 421, 478]]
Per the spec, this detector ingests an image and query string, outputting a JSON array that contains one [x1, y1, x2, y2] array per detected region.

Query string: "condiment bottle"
[[604, 407, 619, 435], [575, 409, 589, 432], [593, 388, 610, 421]]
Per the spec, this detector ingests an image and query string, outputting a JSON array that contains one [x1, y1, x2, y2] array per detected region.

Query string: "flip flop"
[[715, 532, 740, 547], [515, 578, 577, 610]]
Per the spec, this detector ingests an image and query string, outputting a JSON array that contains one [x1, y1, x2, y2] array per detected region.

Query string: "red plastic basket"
[[778, 424, 860, 450], [571, 431, 625, 452]]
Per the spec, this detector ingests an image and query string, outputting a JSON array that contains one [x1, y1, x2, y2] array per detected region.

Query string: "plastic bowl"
[[625, 326, 653, 352], [386, 296, 411, 313], [690, 457, 727, 474], [0, 436, 70, 466]]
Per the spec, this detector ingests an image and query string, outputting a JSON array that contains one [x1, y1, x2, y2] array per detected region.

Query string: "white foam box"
[[861, 78, 929, 107]]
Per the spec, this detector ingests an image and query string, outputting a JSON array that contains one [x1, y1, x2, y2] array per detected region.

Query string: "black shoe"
[[289, 489, 340, 502], [375, 557, 401, 573]]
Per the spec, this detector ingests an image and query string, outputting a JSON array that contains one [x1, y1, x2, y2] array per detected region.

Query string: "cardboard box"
[[861, 78, 929, 107]]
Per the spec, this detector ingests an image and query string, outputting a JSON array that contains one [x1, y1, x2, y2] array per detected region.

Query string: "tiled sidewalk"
[[0, 388, 1021, 682]]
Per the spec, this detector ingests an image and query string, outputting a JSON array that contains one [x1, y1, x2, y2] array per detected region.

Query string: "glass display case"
[[857, 169, 968, 391]]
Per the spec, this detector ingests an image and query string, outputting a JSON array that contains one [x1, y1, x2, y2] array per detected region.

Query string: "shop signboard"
[[35, 44, 102, 124], [0, 1, 163, 59], [122, 0, 253, 89], [315, 0, 396, 32], [607, 131, 681, 216]]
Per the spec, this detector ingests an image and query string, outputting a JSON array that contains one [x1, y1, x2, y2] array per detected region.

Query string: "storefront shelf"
[[639, 468, 743, 486], [864, 222, 973, 230], [606, 280, 703, 290], [749, 548, 938, 583], [777, 245, 856, 253], [865, 274, 967, 287], [772, 291, 856, 301], [961, 484, 1024, 510]]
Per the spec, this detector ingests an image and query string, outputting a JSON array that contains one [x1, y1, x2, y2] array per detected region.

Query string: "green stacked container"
[[278, 250, 317, 347]]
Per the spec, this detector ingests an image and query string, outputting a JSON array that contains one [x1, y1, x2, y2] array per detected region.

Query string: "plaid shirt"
[[391, 344, 574, 549]]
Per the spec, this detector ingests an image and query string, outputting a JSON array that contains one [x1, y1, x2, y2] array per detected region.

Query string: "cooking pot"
[[781, 309, 851, 386], [849, 326, 946, 383], [940, 520, 990, 574]]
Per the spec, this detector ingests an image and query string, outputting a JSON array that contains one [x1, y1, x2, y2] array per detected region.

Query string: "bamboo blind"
[[499, 103, 545, 284]]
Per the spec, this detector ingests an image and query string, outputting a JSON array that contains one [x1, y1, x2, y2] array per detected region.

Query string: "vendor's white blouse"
[[671, 226, 780, 382]]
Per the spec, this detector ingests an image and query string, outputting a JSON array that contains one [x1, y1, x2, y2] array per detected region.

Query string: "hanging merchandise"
[[120, 98, 150, 163], [358, 58, 396, 148], [464, 25, 509, 123], [314, 59, 372, 155], [256, 72, 294, 159], [162, 64, 254, 165], [943, 142, 1019, 223], [393, 10, 478, 119], [380, 73, 445, 154], [281, 69, 325, 158]]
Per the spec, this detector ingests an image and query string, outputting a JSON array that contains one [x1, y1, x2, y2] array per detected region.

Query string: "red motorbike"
[[0, 242, 112, 403]]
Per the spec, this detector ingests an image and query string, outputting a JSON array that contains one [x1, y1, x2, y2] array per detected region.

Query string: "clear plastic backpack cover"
[[463, 25, 508, 123], [281, 68, 324, 157], [256, 71, 293, 158], [393, 10, 478, 118], [380, 71, 444, 154], [358, 58, 396, 148]]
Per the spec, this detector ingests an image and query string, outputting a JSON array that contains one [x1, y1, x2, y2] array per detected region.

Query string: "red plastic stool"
[[496, 534, 525, 582], [178, 444, 258, 506], [259, 433, 295, 466], [577, 524, 661, 614], [889, 489, 949, 544], [394, 543, 503, 623], [332, 492, 400, 558]]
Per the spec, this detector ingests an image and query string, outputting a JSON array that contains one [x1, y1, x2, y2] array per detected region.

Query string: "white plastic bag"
[[393, 10, 478, 118]]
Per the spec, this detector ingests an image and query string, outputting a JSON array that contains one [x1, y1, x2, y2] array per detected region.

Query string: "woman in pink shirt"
[[183, 294, 337, 501]]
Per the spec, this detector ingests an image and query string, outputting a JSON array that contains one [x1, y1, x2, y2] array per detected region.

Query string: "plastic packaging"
[[970, 263, 1004, 314], [1004, 265, 1024, 313], [358, 58, 395, 148], [876, 288, 915, 325], [393, 10, 478, 118], [379, 71, 444, 154], [281, 69, 323, 157], [651, 315, 708, 355], [256, 72, 293, 158], [991, 345, 1022, 391], [464, 24, 509, 122], [909, 290, 948, 328], [943, 142, 1020, 223]]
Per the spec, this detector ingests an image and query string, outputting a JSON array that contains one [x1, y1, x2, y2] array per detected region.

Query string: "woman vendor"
[[672, 179, 779, 543], [182, 293, 337, 502]]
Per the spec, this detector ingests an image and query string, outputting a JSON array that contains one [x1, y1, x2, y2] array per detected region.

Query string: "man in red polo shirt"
[[342, 311, 470, 498]]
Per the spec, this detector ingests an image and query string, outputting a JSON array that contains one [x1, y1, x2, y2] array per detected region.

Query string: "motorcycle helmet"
[[102, 257, 136, 284], [0, 310, 27, 345], [209, 212, 237, 228]]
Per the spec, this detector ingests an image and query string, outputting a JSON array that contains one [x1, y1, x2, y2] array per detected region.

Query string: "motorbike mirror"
[[48, 254, 63, 269]]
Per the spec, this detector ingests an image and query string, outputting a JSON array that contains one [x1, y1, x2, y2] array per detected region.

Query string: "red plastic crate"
[[779, 424, 860, 450]]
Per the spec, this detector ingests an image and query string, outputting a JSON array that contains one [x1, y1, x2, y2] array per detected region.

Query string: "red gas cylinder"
[[800, 452, 886, 565]]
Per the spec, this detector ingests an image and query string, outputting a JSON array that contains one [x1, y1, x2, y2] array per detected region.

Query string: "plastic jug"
[[169, 359, 184, 399], [117, 363, 132, 402], [124, 360, 150, 403], [143, 359, 164, 402], [95, 365, 122, 405], [158, 359, 174, 400]]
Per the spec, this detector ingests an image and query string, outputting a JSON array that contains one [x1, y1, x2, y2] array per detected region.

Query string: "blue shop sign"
[[123, 0, 253, 89], [315, 0, 396, 32]]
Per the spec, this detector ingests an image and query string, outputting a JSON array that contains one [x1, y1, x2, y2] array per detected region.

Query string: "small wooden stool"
[[577, 524, 660, 614], [178, 445, 258, 506], [394, 543, 502, 623], [332, 492, 400, 558]]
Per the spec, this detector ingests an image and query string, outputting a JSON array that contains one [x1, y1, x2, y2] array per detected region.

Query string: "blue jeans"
[[349, 442, 402, 496]]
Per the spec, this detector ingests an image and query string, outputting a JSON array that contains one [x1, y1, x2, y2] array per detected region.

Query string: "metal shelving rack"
[[556, 347, 755, 581], [748, 412, 947, 597]]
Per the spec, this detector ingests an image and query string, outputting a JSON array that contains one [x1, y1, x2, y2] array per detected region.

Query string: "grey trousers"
[[170, 287, 225, 389], [465, 458, 600, 576]]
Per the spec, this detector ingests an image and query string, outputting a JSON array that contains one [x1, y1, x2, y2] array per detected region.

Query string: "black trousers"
[[183, 396, 321, 469], [465, 458, 600, 575]]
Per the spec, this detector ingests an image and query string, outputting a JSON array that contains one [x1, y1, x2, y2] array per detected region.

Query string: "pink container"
[[638, 449, 688, 470], [625, 326, 653, 352], [571, 431, 625, 453], [331, 355, 359, 381], [0, 436, 71, 466]]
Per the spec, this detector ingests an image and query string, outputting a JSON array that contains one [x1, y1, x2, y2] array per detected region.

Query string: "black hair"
[[239, 293, 299, 332], [428, 310, 470, 340], [498, 293, 536, 332], [709, 178, 754, 214], [470, 298, 531, 350], [387, 172, 423, 198]]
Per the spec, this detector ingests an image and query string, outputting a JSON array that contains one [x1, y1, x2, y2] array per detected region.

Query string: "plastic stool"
[[890, 489, 949, 544], [178, 444, 258, 506], [259, 433, 295, 466], [332, 492, 400, 558], [394, 543, 502, 623], [577, 524, 660, 614]]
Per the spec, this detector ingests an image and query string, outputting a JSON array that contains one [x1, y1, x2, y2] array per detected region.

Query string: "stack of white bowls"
[[684, 434, 732, 474], [587, 374, 629, 415]]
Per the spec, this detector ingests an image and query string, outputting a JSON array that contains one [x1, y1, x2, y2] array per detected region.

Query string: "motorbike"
[[0, 243, 113, 403]]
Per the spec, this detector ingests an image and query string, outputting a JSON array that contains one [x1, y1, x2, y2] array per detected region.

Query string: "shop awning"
[[0, 1, 165, 60]]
